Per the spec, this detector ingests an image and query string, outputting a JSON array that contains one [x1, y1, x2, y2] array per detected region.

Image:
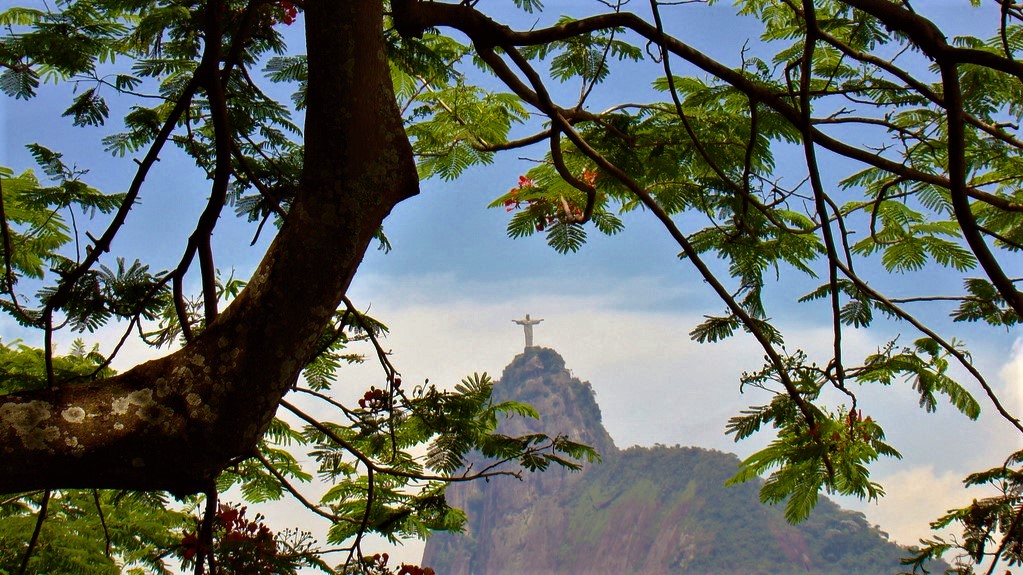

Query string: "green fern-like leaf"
[[63, 88, 109, 126], [545, 221, 586, 253]]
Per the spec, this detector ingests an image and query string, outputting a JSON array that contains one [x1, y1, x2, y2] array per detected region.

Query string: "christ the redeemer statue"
[[513, 314, 543, 349]]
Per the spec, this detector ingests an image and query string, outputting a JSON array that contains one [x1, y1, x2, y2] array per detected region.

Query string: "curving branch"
[[799, 0, 850, 401], [939, 61, 1023, 321], [396, 0, 1023, 212], [39, 73, 201, 382], [478, 38, 821, 430], [279, 399, 523, 484], [254, 450, 345, 524]]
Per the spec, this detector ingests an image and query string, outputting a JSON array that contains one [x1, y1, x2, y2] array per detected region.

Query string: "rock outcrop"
[[423, 347, 917, 575]]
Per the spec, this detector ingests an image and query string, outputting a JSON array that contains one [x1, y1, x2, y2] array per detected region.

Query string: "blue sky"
[[2, 0, 1022, 565]]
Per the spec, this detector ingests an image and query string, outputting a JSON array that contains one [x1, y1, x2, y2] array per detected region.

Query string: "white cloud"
[[999, 339, 1023, 421], [840, 465, 972, 547]]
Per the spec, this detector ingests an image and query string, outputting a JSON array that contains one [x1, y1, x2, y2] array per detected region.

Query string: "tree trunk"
[[0, 0, 419, 496]]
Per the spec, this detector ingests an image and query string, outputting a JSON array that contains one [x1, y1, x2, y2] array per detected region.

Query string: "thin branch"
[[575, 26, 617, 108], [172, 274, 195, 343], [92, 489, 111, 559], [0, 491, 44, 507], [292, 386, 362, 423], [649, 0, 742, 196], [402, 2, 1023, 213], [842, 0, 1023, 79], [0, 176, 32, 324], [475, 128, 552, 152], [548, 125, 596, 223], [40, 73, 201, 382], [345, 466, 375, 572], [887, 295, 975, 304], [194, 485, 218, 575], [229, 141, 288, 223], [801, 0, 849, 411], [835, 259, 1023, 433], [279, 399, 521, 483], [254, 450, 347, 524], [62, 275, 174, 384], [340, 297, 403, 458], [978, 224, 1023, 251], [983, 503, 1023, 575], [194, 0, 233, 325], [18, 489, 50, 575], [815, 19, 1023, 151], [486, 36, 821, 430]]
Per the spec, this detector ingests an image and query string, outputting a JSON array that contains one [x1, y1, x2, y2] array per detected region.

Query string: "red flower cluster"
[[359, 386, 388, 410], [180, 531, 203, 561], [502, 169, 597, 227], [267, 0, 299, 25], [580, 167, 598, 187], [361, 553, 435, 575], [180, 504, 278, 573], [218, 505, 273, 543], [504, 175, 536, 212], [503, 174, 536, 212], [397, 565, 436, 575]]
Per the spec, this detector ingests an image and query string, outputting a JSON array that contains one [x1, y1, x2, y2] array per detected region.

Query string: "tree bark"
[[0, 0, 419, 496]]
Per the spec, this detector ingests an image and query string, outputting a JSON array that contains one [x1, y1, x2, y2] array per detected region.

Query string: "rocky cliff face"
[[422, 347, 916, 575]]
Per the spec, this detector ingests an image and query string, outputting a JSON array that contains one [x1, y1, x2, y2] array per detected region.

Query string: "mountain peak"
[[491, 346, 616, 458]]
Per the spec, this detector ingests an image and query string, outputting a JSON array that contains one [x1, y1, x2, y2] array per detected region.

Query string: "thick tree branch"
[[842, 0, 1023, 80], [940, 61, 1023, 320], [0, 0, 419, 495]]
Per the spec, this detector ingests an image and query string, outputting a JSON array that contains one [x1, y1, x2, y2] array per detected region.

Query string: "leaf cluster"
[[0, 489, 189, 575], [903, 450, 1023, 574]]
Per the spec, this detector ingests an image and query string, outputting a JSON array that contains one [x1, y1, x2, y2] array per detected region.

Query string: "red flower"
[[180, 531, 200, 560], [580, 167, 598, 187], [269, 0, 299, 25]]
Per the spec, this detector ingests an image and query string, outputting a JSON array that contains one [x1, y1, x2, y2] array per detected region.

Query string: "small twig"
[[18, 489, 50, 575], [0, 177, 33, 324], [254, 450, 349, 524], [344, 466, 375, 572], [292, 386, 363, 423], [279, 399, 521, 482], [835, 258, 1023, 433], [92, 489, 111, 558], [0, 491, 44, 507]]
